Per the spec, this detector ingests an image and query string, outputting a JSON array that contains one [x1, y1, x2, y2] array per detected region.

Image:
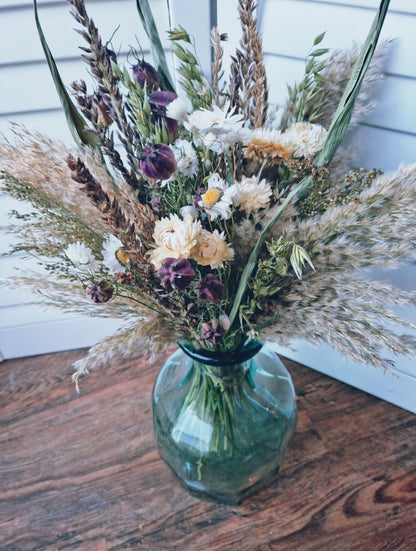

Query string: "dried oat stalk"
[[228, 0, 269, 126], [66, 154, 154, 252]]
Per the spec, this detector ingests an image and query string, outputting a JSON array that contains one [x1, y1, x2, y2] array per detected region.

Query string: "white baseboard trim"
[[269, 340, 416, 414], [0, 316, 122, 361]]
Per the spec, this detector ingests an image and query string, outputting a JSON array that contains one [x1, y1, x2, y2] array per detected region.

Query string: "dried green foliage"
[[281, 33, 329, 130], [168, 26, 213, 110]]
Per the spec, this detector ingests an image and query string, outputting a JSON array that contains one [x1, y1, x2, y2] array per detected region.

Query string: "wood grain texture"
[[1, 348, 415, 550]]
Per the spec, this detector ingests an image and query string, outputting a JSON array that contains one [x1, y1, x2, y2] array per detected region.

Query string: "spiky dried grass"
[[255, 164, 416, 368], [71, 316, 186, 390], [292, 164, 416, 271], [0, 125, 109, 235], [228, 0, 269, 127], [261, 275, 416, 370]]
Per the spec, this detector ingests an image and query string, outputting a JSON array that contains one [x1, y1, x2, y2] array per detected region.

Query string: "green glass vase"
[[152, 341, 297, 505]]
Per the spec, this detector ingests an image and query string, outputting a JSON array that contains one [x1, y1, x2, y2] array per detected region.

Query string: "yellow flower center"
[[202, 188, 222, 209], [116, 249, 130, 265]]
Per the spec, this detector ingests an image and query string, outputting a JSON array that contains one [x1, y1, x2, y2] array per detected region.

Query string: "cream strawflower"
[[191, 229, 234, 269], [244, 128, 293, 162], [187, 104, 244, 133], [64, 241, 99, 272], [149, 214, 202, 268], [284, 122, 328, 157], [235, 176, 272, 214]]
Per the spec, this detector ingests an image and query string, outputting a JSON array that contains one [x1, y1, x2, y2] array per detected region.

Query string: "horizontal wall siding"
[[0, 0, 169, 358], [0, 0, 214, 360]]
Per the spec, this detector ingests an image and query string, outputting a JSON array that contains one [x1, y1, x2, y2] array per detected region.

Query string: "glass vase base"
[[153, 342, 297, 505], [161, 454, 281, 505]]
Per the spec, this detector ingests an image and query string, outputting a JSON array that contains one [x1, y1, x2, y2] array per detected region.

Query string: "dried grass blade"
[[228, 176, 312, 329], [314, 0, 391, 166], [33, 0, 98, 148]]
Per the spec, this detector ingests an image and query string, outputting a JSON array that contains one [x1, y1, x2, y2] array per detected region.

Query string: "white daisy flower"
[[199, 173, 239, 221], [102, 234, 126, 274], [64, 242, 99, 272]]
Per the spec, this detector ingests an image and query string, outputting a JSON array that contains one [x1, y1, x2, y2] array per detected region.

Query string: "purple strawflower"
[[87, 280, 114, 303], [149, 91, 179, 142], [200, 319, 224, 345], [149, 90, 177, 108], [140, 143, 177, 180], [157, 258, 195, 291], [197, 274, 226, 304], [132, 60, 160, 91]]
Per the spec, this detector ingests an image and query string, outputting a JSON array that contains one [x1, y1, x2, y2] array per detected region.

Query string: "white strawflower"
[[64, 242, 99, 272], [187, 104, 244, 133], [219, 314, 231, 331], [180, 205, 199, 219], [191, 229, 234, 269], [165, 97, 189, 122], [199, 173, 239, 221], [172, 139, 199, 177], [102, 234, 126, 273], [284, 122, 328, 157], [186, 103, 247, 154], [234, 176, 272, 214], [149, 214, 202, 268]]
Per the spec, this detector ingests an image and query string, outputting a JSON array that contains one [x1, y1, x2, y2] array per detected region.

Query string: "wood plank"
[[0, 348, 415, 550]]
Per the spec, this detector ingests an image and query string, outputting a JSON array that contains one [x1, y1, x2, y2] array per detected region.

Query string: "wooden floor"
[[1, 346, 415, 551]]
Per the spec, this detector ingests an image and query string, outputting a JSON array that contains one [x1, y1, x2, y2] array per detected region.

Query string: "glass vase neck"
[[177, 340, 263, 367]]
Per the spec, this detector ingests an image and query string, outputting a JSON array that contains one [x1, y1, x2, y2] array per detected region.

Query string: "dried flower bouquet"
[[1, 0, 415, 387]]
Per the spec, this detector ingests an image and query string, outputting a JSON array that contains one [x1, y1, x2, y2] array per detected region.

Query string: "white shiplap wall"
[[0, 0, 213, 359], [218, 0, 416, 412], [1, 0, 415, 410]]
